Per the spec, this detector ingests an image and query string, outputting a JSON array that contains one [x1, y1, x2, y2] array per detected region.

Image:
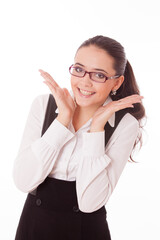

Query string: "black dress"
[[15, 94, 128, 240]]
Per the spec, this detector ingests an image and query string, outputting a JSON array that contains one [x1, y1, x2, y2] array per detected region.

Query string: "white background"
[[0, 0, 160, 239]]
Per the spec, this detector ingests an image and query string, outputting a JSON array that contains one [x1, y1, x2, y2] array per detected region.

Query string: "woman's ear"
[[112, 75, 124, 91]]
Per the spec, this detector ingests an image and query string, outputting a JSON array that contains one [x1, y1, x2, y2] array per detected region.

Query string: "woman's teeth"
[[79, 88, 95, 96]]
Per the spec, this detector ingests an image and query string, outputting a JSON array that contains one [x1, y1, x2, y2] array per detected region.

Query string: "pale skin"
[[39, 45, 143, 132]]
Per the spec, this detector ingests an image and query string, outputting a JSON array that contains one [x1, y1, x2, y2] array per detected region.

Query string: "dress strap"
[[41, 94, 58, 137], [104, 109, 128, 146]]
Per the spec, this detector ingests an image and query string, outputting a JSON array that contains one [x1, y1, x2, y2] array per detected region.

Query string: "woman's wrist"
[[56, 114, 72, 128], [90, 124, 104, 132]]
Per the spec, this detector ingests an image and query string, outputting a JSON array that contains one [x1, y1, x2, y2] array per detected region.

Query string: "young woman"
[[13, 35, 145, 240]]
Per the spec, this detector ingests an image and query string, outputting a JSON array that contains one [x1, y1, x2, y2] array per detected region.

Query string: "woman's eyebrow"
[[74, 62, 108, 74]]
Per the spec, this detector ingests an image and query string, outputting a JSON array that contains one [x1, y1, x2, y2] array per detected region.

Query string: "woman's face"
[[71, 45, 122, 110]]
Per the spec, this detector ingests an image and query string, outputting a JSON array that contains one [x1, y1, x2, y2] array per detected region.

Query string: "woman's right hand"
[[39, 69, 76, 127]]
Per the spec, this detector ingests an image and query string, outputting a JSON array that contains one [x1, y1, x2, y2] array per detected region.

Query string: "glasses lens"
[[70, 66, 84, 77], [91, 72, 106, 83]]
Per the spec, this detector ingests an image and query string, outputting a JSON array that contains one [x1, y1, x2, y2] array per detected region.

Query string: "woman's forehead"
[[74, 45, 115, 72]]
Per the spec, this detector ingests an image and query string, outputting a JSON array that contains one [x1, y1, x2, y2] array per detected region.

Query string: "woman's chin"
[[74, 98, 95, 109]]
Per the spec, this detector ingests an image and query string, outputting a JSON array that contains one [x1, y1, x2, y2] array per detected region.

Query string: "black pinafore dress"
[[15, 94, 128, 240]]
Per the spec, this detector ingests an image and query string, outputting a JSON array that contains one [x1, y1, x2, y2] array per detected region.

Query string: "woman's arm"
[[76, 113, 139, 213], [12, 94, 74, 192]]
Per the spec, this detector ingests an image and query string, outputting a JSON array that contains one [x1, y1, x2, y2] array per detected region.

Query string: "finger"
[[122, 94, 144, 101], [39, 69, 59, 88], [113, 103, 134, 112], [63, 88, 73, 98], [117, 99, 141, 106], [44, 81, 66, 101], [43, 81, 56, 95], [62, 88, 69, 96], [117, 95, 143, 105]]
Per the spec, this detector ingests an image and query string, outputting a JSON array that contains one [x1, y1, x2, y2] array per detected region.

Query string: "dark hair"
[[77, 35, 146, 162]]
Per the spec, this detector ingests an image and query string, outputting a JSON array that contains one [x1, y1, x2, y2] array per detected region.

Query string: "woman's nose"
[[82, 73, 93, 86]]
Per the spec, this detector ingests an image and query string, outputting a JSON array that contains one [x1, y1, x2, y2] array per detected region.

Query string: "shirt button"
[[36, 198, 42, 206], [73, 205, 79, 212]]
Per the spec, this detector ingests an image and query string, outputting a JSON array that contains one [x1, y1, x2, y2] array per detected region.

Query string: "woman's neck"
[[72, 105, 98, 132]]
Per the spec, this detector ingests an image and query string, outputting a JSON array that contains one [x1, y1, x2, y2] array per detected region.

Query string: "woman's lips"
[[77, 88, 96, 97]]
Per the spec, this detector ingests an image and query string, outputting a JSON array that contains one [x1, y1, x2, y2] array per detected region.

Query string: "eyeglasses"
[[69, 64, 120, 83]]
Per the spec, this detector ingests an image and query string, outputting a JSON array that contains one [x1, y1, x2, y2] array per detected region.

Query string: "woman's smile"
[[78, 87, 96, 97]]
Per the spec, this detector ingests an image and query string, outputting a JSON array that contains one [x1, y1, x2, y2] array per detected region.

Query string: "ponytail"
[[111, 60, 145, 121], [110, 60, 146, 162]]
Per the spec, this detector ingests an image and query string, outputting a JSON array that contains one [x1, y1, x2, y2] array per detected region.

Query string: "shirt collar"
[[55, 90, 115, 128]]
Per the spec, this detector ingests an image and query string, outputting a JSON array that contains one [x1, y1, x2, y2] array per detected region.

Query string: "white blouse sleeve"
[[76, 113, 140, 213], [12, 94, 74, 192]]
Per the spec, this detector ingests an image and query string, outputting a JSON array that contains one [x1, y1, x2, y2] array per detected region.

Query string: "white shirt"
[[12, 91, 140, 213]]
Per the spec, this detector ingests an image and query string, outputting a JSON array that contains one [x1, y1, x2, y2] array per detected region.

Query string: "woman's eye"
[[75, 67, 83, 73], [95, 73, 105, 79]]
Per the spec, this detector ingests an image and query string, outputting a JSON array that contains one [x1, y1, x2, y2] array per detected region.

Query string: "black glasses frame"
[[69, 64, 120, 83]]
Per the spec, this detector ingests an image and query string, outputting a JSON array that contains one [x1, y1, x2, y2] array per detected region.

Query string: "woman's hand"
[[90, 94, 144, 132], [39, 69, 76, 127]]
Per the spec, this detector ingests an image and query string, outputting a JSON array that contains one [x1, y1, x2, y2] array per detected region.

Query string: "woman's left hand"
[[90, 94, 143, 132]]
